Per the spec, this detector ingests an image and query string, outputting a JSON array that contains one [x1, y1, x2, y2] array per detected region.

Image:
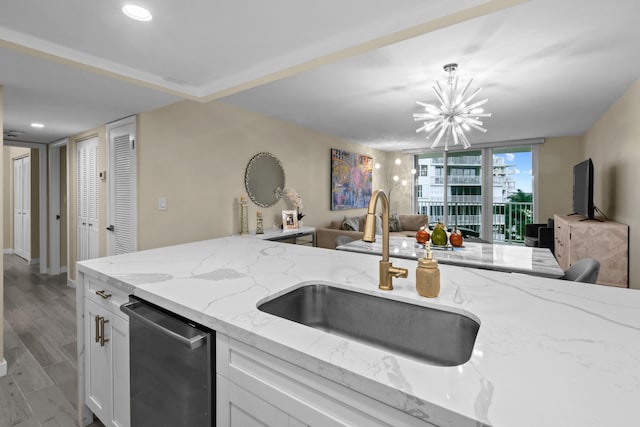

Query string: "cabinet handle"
[[95, 315, 101, 343], [96, 290, 112, 299], [99, 316, 110, 347]]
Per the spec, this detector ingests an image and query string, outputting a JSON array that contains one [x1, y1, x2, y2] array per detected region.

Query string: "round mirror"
[[244, 152, 286, 207]]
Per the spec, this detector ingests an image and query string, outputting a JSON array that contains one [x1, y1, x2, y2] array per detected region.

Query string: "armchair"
[[525, 219, 554, 253]]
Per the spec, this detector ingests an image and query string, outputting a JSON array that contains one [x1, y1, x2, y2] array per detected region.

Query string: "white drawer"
[[84, 275, 129, 313]]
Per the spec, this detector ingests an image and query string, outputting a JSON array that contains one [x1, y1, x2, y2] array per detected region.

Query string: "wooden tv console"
[[554, 214, 628, 287]]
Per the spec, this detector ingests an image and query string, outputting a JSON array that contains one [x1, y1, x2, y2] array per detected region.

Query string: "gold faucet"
[[362, 189, 408, 290]]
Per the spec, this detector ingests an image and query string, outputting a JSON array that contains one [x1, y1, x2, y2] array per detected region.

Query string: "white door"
[[13, 156, 30, 260], [77, 137, 99, 262], [106, 117, 137, 256]]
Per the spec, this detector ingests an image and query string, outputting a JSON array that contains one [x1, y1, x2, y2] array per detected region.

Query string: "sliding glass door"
[[414, 144, 535, 244], [415, 151, 445, 222], [447, 150, 483, 238], [492, 146, 534, 243]]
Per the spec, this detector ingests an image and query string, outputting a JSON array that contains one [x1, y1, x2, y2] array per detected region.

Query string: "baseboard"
[[0, 359, 7, 377], [61, 266, 68, 274], [67, 278, 77, 288], [3, 249, 14, 254], [29, 258, 40, 265]]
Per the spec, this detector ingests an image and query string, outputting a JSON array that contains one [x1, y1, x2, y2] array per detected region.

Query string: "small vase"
[[256, 214, 264, 234], [240, 196, 248, 235]]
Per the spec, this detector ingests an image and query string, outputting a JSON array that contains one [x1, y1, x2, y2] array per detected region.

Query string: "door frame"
[[4, 140, 48, 274], [13, 155, 30, 260], [49, 138, 68, 275], [412, 138, 542, 243], [106, 116, 137, 256]]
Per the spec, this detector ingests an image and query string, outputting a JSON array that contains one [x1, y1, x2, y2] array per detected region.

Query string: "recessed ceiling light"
[[30, 123, 45, 128], [122, 4, 152, 22]]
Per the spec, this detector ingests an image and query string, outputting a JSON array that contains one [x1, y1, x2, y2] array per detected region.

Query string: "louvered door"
[[77, 137, 99, 262], [107, 117, 137, 256]]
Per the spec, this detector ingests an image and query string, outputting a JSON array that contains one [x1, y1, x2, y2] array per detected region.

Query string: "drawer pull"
[[96, 290, 112, 299], [95, 315, 100, 343]]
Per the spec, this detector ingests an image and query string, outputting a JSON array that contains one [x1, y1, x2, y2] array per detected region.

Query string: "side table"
[[236, 226, 316, 247]]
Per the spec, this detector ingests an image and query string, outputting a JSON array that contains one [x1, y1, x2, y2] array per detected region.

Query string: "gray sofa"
[[316, 214, 429, 249]]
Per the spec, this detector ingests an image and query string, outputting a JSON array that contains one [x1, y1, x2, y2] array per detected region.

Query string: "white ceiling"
[[2, 0, 639, 150]]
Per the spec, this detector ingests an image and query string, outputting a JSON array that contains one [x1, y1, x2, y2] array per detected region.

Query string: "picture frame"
[[330, 148, 373, 210], [282, 209, 298, 230]]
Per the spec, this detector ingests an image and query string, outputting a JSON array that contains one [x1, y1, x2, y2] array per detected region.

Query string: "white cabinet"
[[216, 334, 431, 427], [218, 376, 306, 427], [81, 274, 130, 427]]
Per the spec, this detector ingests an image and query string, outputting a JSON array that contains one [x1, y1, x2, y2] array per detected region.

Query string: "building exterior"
[[415, 152, 523, 241]]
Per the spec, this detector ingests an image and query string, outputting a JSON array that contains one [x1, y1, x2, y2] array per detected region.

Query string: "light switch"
[[158, 198, 168, 211]]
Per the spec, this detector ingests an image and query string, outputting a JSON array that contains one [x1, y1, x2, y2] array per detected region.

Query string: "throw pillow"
[[389, 214, 403, 232], [341, 216, 360, 231], [375, 214, 383, 235], [329, 220, 343, 230], [399, 214, 429, 231]]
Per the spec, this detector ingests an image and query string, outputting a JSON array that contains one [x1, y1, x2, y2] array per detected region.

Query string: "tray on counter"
[[416, 243, 464, 251]]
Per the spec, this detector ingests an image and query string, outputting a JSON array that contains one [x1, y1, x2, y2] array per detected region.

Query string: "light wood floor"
[[2, 254, 104, 427]]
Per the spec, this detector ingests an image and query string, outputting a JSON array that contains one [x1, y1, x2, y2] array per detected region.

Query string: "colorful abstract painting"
[[331, 148, 373, 210]]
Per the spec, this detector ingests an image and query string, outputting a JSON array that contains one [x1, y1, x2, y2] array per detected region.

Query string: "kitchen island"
[[76, 236, 640, 426]]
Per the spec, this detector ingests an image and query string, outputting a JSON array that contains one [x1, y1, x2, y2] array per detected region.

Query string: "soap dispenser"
[[416, 242, 440, 298]]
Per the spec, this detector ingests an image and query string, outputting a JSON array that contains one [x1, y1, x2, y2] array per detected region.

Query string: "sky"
[[494, 152, 533, 193]]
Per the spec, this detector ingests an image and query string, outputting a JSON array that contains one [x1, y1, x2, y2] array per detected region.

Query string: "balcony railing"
[[417, 200, 534, 244], [426, 156, 508, 166], [448, 176, 481, 185], [429, 156, 481, 165], [449, 195, 482, 203], [426, 176, 514, 187]]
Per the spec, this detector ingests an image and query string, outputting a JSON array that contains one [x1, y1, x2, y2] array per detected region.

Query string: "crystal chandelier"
[[413, 63, 491, 151]]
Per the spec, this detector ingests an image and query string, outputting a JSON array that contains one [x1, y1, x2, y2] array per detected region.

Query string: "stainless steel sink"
[[258, 284, 479, 366]]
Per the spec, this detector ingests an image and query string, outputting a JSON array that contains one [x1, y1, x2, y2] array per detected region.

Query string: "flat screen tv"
[[572, 158, 594, 219]]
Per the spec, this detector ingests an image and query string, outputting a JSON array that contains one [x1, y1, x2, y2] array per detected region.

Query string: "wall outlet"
[[158, 198, 168, 211]]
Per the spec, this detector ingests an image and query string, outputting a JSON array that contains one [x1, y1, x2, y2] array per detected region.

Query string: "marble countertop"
[[78, 237, 640, 426], [337, 236, 564, 278], [233, 225, 316, 241]]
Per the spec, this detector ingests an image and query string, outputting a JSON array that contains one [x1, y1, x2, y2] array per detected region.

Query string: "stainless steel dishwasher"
[[121, 296, 214, 427]]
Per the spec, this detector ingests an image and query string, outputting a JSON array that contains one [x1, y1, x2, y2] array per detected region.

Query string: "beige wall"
[[3, 147, 16, 249], [137, 100, 389, 251], [375, 151, 414, 215], [583, 78, 640, 289], [537, 136, 584, 222], [1, 85, 4, 369], [30, 150, 39, 259]]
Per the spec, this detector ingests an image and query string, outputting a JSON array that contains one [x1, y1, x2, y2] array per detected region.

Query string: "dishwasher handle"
[[120, 301, 207, 350]]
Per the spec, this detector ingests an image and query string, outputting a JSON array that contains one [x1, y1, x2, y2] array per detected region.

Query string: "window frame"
[[411, 139, 541, 242]]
